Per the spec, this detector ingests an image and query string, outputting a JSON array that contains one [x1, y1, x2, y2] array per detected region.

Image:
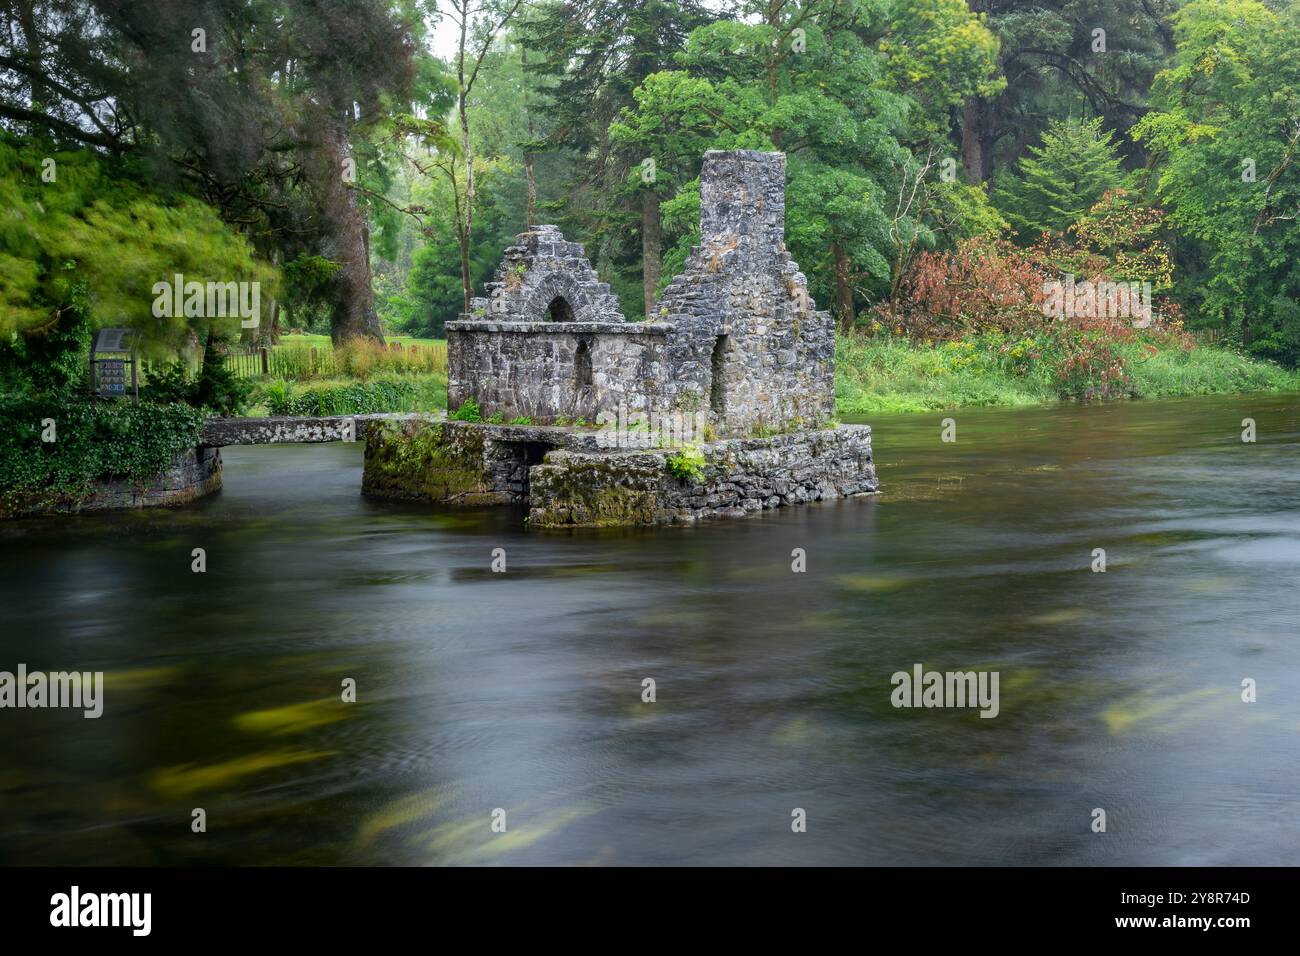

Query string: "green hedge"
[[0, 397, 205, 513], [262, 376, 428, 416]]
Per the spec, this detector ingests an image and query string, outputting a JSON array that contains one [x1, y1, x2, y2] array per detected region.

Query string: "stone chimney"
[[698, 150, 786, 261]]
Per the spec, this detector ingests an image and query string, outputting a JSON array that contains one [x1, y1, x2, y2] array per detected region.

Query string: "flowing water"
[[2, 393, 1299, 865]]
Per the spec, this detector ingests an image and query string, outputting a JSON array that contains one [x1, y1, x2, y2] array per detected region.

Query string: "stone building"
[[366, 149, 876, 527], [446, 149, 836, 437]]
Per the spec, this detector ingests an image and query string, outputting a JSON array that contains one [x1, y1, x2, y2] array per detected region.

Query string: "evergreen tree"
[[992, 116, 1127, 240], [522, 0, 715, 319]]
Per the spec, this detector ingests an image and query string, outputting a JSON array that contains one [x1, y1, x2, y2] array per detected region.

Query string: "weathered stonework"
[[446, 149, 835, 437], [2, 447, 223, 517], [529, 426, 876, 528], [360, 417, 877, 527], [446, 322, 673, 424], [379, 149, 872, 528], [200, 413, 426, 447], [362, 418, 599, 505]]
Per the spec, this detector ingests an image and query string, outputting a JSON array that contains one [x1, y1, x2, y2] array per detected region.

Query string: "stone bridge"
[[200, 413, 435, 447]]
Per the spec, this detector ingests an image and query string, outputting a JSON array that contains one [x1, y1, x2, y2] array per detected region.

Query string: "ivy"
[[0, 397, 204, 514]]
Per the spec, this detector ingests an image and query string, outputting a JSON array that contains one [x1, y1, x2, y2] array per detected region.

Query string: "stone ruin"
[[447, 149, 836, 437], [366, 150, 876, 526]]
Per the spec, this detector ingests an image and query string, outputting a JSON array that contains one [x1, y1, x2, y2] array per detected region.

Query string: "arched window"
[[575, 341, 593, 389], [547, 296, 574, 322], [710, 335, 728, 416]]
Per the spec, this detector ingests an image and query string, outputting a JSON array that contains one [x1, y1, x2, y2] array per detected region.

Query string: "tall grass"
[[250, 373, 447, 416], [262, 339, 447, 381], [835, 333, 1300, 415]]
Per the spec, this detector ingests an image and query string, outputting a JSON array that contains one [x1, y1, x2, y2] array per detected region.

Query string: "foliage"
[[243, 338, 447, 382], [141, 348, 251, 417], [991, 117, 1128, 240], [259, 375, 433, 416], [449, 398, 483, 422], [834, 331, 1300, 415], [1132, 0, 1300, 365], [0, 279, 92, 398], [881, 0, 1005, 143], [666, 443, 707, 483], [0, 396, 204, 514], [0, 138, 275, 351], [1053, 189, 1174, 290]]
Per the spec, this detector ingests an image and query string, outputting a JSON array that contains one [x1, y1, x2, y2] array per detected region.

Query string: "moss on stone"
[[532, 485, 658, 528], [362, 419, 492, 502]]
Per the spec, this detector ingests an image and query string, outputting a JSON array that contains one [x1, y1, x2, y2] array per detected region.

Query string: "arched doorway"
[[547, 296, 574, 322]]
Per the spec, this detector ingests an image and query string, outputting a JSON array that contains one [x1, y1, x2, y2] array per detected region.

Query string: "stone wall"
[[200, 413, 425, 447], [467, 223, 624, 324], [529, 425, 876, 527], [445, 322, 673, 424], [2, 447, 223, 517], [445, 150, 837, 437], [362, 418, 599, 505], [654, 150, 836, 438], [361, 417, 876, 528]]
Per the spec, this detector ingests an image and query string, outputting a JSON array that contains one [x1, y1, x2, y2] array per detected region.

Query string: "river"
[[2, 393, 1299, 865]]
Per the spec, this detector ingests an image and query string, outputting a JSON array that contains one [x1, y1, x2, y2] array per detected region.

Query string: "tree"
[[439, 0, 527, 313], [1133, 0, 1300, 362], [991, 116, 1127, 239], [0, 138, 273, 380], [523, 0, 714, 318], [1, 0, 420, 344], [613, 0, 1000, 330], [959, 0, 1177, 183]]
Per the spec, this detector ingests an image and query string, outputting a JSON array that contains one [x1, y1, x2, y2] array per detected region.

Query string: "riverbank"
[[835, 334, 1300, 415], [233, 332, 1300, 420]]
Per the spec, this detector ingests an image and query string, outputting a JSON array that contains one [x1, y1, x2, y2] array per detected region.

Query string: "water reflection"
[[2, 393, 1299, 865]]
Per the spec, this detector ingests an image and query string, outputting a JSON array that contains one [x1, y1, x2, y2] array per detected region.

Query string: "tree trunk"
[[318, 122, 384, 345], [523, 45, 536, 228], [457, 15, 475, 314], [961, 96, 992, 184], [525, 152, 536, 227], [832, 242, 855, 334], [641, 189, 662, 320]]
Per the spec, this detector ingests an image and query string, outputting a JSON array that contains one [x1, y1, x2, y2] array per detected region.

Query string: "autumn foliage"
[[869, 191, 1190, 400]]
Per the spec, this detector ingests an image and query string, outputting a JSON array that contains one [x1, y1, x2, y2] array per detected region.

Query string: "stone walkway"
[[200, 412, 441, 447]]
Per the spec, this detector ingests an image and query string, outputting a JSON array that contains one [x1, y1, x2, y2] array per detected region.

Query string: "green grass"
[[249, 331, 1297, 418], [835, 334, 1300, 415], [275, 333, 445, 351], [245, 373, 447, 417]]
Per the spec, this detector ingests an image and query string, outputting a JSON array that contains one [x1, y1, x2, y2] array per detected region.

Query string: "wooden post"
[[311, 346, 318, 374], [260, 346, 270, 375]]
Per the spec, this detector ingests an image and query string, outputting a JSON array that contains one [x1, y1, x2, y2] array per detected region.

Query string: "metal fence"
[[221, 341, 447, 380]]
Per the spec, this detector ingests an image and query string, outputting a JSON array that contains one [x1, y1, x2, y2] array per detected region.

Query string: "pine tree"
[[992, 117, 1128, 240]]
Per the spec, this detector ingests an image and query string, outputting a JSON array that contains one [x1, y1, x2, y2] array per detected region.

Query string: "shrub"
[[1054, 334, 1132, 401], [666, 444, 707, 483], [0, 397, 204, 514], [141, 344, 251, 416], [449, 398, 482, 422], [266, 339, 448, 382], [262, 375, 422, 416]]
